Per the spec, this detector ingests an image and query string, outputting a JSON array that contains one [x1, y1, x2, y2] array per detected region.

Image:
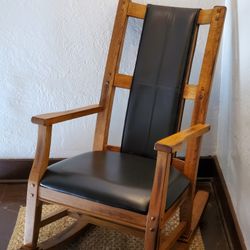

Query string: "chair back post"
[[24, 125, 52, 245], [184, 6, 226, 182], [93, 0, 130, 151], [145, 151, 172, 250], [180, 8, 226, 238]]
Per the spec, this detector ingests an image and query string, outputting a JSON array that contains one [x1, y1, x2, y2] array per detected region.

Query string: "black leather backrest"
[[121, 5, 199, 159]]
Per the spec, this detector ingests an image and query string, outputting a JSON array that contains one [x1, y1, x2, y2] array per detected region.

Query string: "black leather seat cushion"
[[41, 151, 190, 214]]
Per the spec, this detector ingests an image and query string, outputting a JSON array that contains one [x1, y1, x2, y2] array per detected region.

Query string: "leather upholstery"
[[121, 5, 199, 158], [40, 151, 190, 214]]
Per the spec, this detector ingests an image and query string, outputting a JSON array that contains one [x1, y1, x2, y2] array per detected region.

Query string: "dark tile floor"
[[0, 184, 26, 250], [0, 182, 231, 250], [197, 181, 231, 250]]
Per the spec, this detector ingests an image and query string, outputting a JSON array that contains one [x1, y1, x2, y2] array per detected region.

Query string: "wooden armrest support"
[[155, 124, 210, 153], [31, 104, 104, 126]]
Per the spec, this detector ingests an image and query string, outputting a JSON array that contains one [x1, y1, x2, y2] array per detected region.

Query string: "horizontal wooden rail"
[[106, 145, 121, 152], [32, 104, 103, 126], [183, 84, 197, 100], [114, 74, 132, 89], [127, 2, 146, 19], [172, 158, 185, 172], [40, 208, 68, 227], [127, 2, 212, 25], [198, 9, 213, 24], [39, 187, 146, 230], [155, 123, 210, 153], [114, 74, 197, 100]]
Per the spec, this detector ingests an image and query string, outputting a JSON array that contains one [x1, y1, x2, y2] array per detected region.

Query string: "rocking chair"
[[21, 1, 226, 249]]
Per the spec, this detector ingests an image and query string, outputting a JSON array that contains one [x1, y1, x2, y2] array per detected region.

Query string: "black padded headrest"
[[121, 5, 199, 159]]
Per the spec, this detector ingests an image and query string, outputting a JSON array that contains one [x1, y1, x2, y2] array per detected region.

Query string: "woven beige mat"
[[8, 205, 205, 250]]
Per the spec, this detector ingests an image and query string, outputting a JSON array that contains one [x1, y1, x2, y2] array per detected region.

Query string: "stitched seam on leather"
[[144, 8, 173, 157]]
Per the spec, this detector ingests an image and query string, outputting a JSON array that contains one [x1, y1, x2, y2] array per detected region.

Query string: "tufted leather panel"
[[121, 5, 199, 158], [40, 151, 190, 214]]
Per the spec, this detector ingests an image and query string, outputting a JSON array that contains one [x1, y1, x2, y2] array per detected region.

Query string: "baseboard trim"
[[0, 156, 213, 181], [212, 156, 246, 250], [0, 159, 63, 181]]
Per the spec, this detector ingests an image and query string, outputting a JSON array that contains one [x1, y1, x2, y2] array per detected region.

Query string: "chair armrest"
[[154, 123, 210, 153], [31, 104, 104, 126]]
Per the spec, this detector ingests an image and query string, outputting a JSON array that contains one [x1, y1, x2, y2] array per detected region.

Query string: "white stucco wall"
[[0, 0, 224, 159], [217, 0, 250, 247]]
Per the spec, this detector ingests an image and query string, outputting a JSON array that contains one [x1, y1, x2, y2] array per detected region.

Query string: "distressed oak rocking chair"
[[22, 1, 226, 249]]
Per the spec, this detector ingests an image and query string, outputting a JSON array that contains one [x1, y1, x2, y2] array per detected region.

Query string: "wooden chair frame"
[[21, 1, 226, 249]]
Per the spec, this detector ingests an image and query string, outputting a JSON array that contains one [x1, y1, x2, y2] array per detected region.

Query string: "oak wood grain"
[[145, 152, 171, 249], [40, 208, 68, 228], [22, 2, 226, 249], [39, 186, 146, 231], [114, 73, 133, 89], [32, 104, 103, 126], [155, 124, 210, 153], [93, 0, 130, 151], [180, 7, 226, 238], [183, 85, 197, 100]]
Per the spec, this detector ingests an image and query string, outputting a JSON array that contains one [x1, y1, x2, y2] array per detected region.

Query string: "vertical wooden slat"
[[93, 0, 131, 151], [183, 5, 226, 187], [185, 6, 226, 182], [197, 9, 213, 24]]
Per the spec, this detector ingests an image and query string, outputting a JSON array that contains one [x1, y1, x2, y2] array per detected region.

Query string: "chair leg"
[[144, 222, 160, 250], [23, 186, 42, 249], [180, 189, 209, 242], [179, 190, 193, 239]]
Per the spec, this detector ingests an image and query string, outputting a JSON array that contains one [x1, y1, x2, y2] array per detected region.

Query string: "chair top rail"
[[127, 2, 213, 25]]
